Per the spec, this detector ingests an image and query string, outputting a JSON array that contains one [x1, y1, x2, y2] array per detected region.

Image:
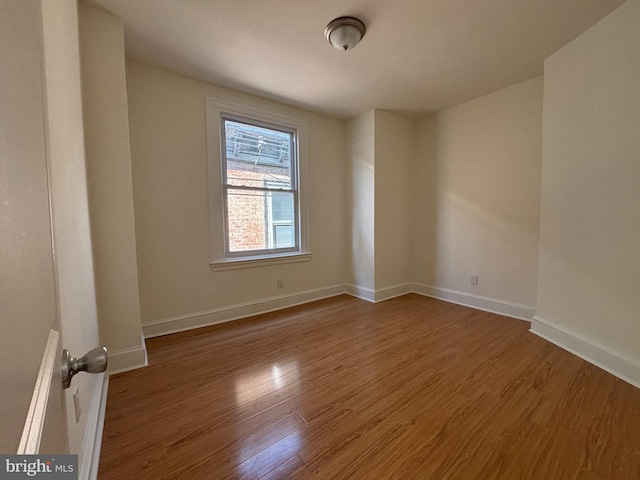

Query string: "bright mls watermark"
[[0, 456, 77, 479]]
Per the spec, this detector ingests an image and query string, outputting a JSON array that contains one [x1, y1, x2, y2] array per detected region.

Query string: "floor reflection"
[[234, 361, 300, 407], [237, 431, 302, 477], [233, 363, 304, 476]]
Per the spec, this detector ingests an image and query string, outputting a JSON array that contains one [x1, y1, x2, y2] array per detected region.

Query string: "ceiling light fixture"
[[324, 16, 366, 52]]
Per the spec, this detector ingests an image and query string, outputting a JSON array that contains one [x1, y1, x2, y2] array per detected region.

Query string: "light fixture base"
[[324, 16, 366, 51]]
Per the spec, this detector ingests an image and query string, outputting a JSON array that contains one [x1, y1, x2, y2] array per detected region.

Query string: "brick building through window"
[[223, 119, 297, 254]]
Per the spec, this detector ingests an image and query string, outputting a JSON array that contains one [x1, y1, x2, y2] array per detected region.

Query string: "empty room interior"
[[3, 0, 640, 479]]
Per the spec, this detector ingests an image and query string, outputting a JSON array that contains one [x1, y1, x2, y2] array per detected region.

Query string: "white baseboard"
[[345, 284, 376, 302], [411, 283, 535, 321], [375, 283, 412, 302], [347, 283, 534, 320], [143, 285, 347, 338], [143, 282, 532, 341], [82, 374, 109, 480], [530, 316, 640, 389], [108, 343, 148, 375], [346, 283, 412, 303]]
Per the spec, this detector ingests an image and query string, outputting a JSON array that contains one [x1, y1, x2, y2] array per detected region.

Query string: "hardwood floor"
[[98, 294, 640, 479]]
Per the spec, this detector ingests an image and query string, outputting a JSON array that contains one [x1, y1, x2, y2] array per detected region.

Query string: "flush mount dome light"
[[324, 16, 366, 51]]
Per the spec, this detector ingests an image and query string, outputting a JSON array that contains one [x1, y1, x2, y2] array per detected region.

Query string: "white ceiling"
[[86, 0, 625, 119]]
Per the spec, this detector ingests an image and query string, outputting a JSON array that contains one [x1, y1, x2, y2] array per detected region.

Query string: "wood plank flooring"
[[98, 294, 640, 479]]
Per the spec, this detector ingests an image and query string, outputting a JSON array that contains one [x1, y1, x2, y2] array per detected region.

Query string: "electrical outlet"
[[277, 278, 284, 289], [73, 388, 81, 423], [470, 275, 479, 286]]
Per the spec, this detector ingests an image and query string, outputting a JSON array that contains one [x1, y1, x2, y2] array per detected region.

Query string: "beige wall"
[[346, 109, 413, 296], [41, 0, 102, 464], [536, 0, 640, 365], [128, 67, 542, 314], [79, 5, 145, 369], [413, 76, 543, 307], [126, 62, 346, 324], [374, 111, 413, 289], [346, 110, 375, 290]]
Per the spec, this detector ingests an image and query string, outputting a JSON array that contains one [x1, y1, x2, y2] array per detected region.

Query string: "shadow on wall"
[[411, 76, 543, 306], [412, 114, 439, 285]]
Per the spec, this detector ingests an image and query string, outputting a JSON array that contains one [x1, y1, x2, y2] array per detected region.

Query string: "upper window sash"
[[220, 115, 298, 191]]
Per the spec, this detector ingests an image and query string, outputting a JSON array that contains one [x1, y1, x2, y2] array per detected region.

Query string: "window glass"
[[224, 120, 292, 189], [222, 118, 298, 255]]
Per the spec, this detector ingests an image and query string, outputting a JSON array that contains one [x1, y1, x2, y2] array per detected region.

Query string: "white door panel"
[[0, 0, 66, 454]]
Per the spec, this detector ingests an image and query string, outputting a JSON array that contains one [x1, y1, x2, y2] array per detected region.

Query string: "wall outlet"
[[277, 278, 284, 289], [470, 275, 479, 286], [73, 388, 81, 423]]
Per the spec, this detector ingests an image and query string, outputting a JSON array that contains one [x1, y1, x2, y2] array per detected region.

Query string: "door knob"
[[62, 346, 108, 389]]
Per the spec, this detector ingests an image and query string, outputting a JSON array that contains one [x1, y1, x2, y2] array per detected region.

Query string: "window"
[[206, 99, 309, 270], [222, 118, 297, 254]]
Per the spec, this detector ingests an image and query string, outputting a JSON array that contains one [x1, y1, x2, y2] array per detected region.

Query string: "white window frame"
[[206, 98, 310, 271]]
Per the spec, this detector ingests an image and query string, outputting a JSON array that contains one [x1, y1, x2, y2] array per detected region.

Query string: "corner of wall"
[[79, 2, 146, 376]]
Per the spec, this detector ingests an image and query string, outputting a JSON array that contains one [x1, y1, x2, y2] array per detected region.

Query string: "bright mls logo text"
[[1, 456, 76, 478]]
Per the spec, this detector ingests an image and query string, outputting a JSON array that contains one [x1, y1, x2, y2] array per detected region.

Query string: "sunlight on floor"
[[234, 361, 300, 407], [238, 431, 302, 477]]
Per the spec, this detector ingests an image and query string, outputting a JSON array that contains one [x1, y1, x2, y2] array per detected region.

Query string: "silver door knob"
[[62, 346, 108, 389]]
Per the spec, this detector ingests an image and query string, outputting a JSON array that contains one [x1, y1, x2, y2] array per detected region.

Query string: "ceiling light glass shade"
[[325, 17, 366, 51]]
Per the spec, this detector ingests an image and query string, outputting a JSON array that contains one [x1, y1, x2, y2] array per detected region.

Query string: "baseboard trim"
[[345, 283, 413, 303], [411, 283, 535, 321], [108, 343, 148, 375], [530, 316, 640, 389], [345, 284, 376, 302], [375, 283, 413, 302], [143, 285, 347, 338], [82, 374, 108, 480], [146, 283, 389, 338], [142, 282, 535, 343]]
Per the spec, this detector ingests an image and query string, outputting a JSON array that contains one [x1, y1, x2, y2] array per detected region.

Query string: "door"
[[0, 0, 67, 454]]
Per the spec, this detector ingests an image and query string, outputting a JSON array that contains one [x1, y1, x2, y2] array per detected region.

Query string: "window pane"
[[224, 119, 292, 189], [226, 189, 296, 252], [271, 192, 293, 222], [274, 224, 294, 248], [270, 192, 295, 248]]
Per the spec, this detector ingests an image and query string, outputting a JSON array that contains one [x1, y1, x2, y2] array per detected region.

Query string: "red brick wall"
[[226, 161, 290, 252]]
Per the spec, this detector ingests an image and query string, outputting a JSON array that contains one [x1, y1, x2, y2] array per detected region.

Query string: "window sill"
[[210, 252, 312, 271]]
